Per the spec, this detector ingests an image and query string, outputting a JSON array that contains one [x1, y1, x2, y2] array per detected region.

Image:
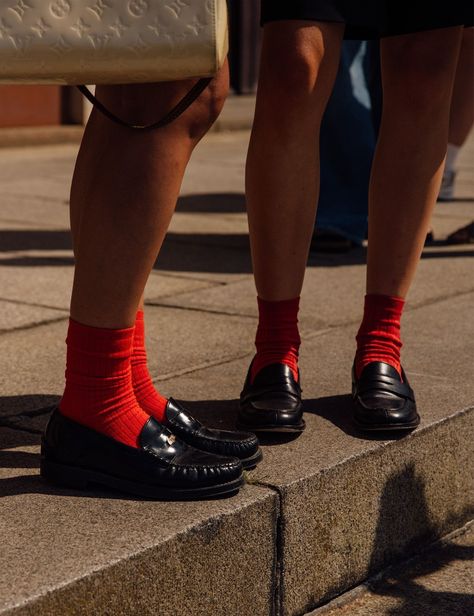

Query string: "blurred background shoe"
[[437, 169, 457, 201], [445, 221, 474, 244]]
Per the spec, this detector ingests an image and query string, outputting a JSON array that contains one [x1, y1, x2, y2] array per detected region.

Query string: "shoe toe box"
[[170, 447, 243, 487]]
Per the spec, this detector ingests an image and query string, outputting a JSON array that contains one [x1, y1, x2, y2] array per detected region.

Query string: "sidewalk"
[[0, 129, 473, 616]]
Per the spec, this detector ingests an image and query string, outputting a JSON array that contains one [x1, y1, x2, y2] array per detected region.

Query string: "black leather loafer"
[[41, 409, 243, 500], [163, 398, 262, 470], [352, 362, 420, 432], [238, 363, 305, 433]]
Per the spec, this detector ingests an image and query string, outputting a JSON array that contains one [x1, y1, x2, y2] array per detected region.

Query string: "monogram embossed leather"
[[0, 0, 228, 84]]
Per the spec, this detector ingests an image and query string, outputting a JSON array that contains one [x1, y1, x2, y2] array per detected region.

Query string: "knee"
[[264, 45, 321, 99], [94, 63, 229, 139], [257, 23, 342, 118], [186, 64, 229, 139]]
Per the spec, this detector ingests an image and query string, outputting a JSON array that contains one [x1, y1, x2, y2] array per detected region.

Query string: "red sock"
[[251, 297, 301, 383], [131, 311, 168, 422], [355, 294, 405, 378], [59, 319, 149, 448]]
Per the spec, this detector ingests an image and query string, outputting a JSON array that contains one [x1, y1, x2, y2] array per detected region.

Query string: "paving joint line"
[[0, 296, 69, 313], [149, 270, 239, 285], [145, 301, 257, 320], [0, 315, 69, 336], [147, 286, 474, 334], [247, 477, 285, 616], [143, 283, 221, 303], [151, 352, 253, 384]]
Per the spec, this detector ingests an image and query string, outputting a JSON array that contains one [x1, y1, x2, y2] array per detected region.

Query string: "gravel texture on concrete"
[[0, 128, 472, 615], [306, 523, 474, 616]]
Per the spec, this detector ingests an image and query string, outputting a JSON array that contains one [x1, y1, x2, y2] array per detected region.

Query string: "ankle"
[[251, 296, 301, 382], [60, 318, 149, 448], [355, 294, 404, 378], [131, 310, 168, 422]]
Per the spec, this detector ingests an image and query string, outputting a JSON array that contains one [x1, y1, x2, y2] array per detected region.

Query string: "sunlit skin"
[[246, 23, 463, 302], [68, 63, 229, 329], [448, 28, 474, 147]]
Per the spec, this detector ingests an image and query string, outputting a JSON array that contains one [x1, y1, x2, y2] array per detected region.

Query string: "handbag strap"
[[77, 77, 212, 131]]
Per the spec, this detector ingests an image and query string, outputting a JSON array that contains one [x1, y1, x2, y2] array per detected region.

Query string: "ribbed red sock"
[[131, 311, 168, 422], [59, 319, 149, 448], [355, 294, 404, 378], [251, 297, 301, 383]]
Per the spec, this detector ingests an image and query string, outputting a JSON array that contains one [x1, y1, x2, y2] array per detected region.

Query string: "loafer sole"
[[40, 459, 244, 501], [237, 420, 306, 435], [240, 448, 263, 470], [354, 415, 420, 433]]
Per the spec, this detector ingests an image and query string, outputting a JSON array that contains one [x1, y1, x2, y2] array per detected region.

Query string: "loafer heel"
[[40, 458, 90, 490]]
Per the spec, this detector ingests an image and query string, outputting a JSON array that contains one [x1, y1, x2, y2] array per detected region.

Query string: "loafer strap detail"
[[355, 376, 415, 401]]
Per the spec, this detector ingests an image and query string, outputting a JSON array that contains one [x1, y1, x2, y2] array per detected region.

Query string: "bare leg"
[[70, 67, 229, 328], [238, 22, 343, 434], [246, 22, 344, 301], [366, 28, 463, 298], [449, 28, 474, 146]]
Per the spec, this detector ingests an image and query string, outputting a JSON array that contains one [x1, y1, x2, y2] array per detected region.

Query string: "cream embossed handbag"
[[0, 0, 228, 129]]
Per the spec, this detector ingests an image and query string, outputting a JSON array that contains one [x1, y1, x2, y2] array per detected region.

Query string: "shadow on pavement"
[[0, 396, 56, 475], [305, 394, 409, 442], [2, 228, 471, 273], [1, 193, 472, 272], [363, 465, 474, 616], [176, 192, 246, 213], [177, 398, 240, 430], [176, 398, 301, 446]]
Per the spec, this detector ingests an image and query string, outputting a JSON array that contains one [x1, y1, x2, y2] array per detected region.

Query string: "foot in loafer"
[[238, 362, 305, 433], [352, 361, 420, 432], [41, 409, 244, 500], [163, 398, 262, 470], [129, 311, 260, 469]]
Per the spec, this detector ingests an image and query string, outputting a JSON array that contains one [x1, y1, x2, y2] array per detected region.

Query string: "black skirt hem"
[[260, 1, 474, 40]]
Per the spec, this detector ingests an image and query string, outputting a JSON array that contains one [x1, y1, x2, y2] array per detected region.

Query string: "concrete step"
[[0, 131, 472, 615], [306, 523, 474, 616], [1, 293, 473, 616], [164, 292, 474, 616]]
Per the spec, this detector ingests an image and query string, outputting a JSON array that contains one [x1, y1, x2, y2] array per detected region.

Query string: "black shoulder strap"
[[77, 77, 212, 131]]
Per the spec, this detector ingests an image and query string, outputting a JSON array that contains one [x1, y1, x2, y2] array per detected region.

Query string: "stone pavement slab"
[[180, 131, 247, 196], [0, 194, 69, 230], [0, 126, 472, 616], [307, 524, 474, 616], [0, 299, 65, 333], [0, 146, 74, 205], [155, 245, 474, 334], [0, 303, 254, 418], [0, 259, 216, 313], [151, 292, 474, 616], [0, 126, 84, 150], [1, 293, 471, 615], [0, 428, 277, 616]]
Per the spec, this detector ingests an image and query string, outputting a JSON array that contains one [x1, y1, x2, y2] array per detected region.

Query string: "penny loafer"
[[352, 361, 420, 432], [238, 363, 305, 433], [41, 409, 243, 500], [163, 398, 262, 470]]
